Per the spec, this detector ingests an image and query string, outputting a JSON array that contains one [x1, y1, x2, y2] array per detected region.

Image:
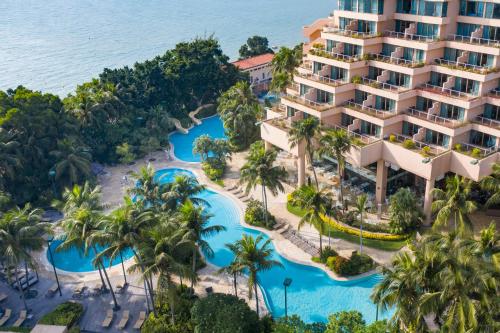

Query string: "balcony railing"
[[385, 31, 439, 42], [420, 83, 476, 100], [297, 72, 347, 87], [322, 27, 381, 39], [370, 53, 424, 68], [322, 123, 380, 145], [389, 134, 447, 156], [344, 100, 396, 119], [475, 115, 500, 128], [490, 88, 500, 97], [406, 108, 463, 128], [448, 34, 500, 48], [455, 142, 498, 158], [283, 94, 335, 111], [360, 76, 411, 93], [309, 48, 362, 63], [434, 58, 492, 74]]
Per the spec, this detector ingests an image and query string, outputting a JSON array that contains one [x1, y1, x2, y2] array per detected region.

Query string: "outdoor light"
[[422, 157, 431, 164], [283, 278, 292, 319], [470, 159, 479, 165], [45, 235, 62, 296]]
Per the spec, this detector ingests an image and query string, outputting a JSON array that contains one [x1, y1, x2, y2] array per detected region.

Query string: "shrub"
[[191, 293, 260, 333], [326, 311, 365, 333], [244, 199, 276, 229], [312, 43, 325, 50], [402, 139, 415, 149], [388, 187, 423, 234], [319, 246, 338, 263], [389, 134, 396, 143], [454, 143, 462, 152], [421, 146, 431, 157], [351, 75, 362, 84], [38, 302, 84, 327], [201, 160, 225, 180], [471, 148, 482, 158], [331, 252, 375, 276]]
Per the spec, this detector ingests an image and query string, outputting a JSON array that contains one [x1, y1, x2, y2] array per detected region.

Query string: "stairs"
[[348, 119, 360, 132], [376, 70, 390, 84], [362, 95, 374, 108], [404, 23, 416, 37], [413, 127, 426, 142], [442, 76, 456, 91]]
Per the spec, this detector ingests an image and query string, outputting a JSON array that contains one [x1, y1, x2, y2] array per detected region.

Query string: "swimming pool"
[[169, 116, 226, 162], [47, 239, 134, 273], [155, 168, 389, 324]]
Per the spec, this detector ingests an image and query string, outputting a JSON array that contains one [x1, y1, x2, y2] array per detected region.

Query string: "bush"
[[38, 302, 84, 327], [191, 293, 260, 333], [471, 148, 482, 158], [388, 187, 423, 234], [454, 143, 463, 152], [402, 139, 415, 149], [389, 134, 396, 143], [244, 199, 276, 229], [319, 246, 338, 263], [338, 252, 376, 276], [201, 160, 225, 180], [351, 75, 362, 84], [421, 146, 431, 157]]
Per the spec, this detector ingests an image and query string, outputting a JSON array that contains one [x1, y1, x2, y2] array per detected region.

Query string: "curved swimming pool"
[[169, 115, 226, 162], [155, 168, 389, 324]]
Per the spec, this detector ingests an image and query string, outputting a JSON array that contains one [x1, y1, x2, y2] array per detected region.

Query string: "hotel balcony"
[[260, 117, 305, 156], [405, 107, 465, 129], [356, 77, 415, 100], [281, 94, 338, 118], [450, 143, 499, 181], [419, 83, 479, 101], [474, 115, 500, 130], [322, 27, 382, 41], [294, 72, 352, 94], [343, 100, 397, 119], [433, 58, 496, 75], [369, 53, 425, 69], [447, 34, 500, 49], [384, 30, 441, 44]]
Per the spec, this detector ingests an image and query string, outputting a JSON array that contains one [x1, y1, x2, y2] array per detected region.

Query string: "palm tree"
[[432, 175, 477, 234], [217, 258, 243, 298], [192, 134, 213, 162], [388, 188, 423, 234], [178, 200, 225, 291], [318, 129, 352, 209], [50, 139, 92, 188], [270, 46, 302, 93], [289, 117, 321, 189], [227, 234, 283, 317], [53, 181, 103, 213], [289, 185, 333, 255], [160, 174, 207, 210], [0, 204, 49, 311], [240, 142, 288, 225], [128, 164, 162, 209], [0, 129, 20, 188], [354, 194, 368, 254], [481, 162, 500, 208]]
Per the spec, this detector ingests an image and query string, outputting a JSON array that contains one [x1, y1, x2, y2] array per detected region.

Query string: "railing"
[[297, 72, 347, 87], [448, 34, 500, 47], [434, 58, 490, 73], [284, 94, 335, 111], [287, 82, 299, 92], [360, 76, 410, 92], [490, 88, 500, 97], [475, 115, 500, 128], [322, 27, 380, 39], [322, 123, 380, 144], [420, 83, 475, 99], [390, 134, 446, 156], [344, 100, 396, 118], [456, 142, 498, 158], [370, 53, 422, 67], [309, 48, 362, 63], [406, 108, 463, 127], [385, 30, 439, 42]]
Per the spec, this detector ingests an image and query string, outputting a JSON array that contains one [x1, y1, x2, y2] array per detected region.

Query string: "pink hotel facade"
[[260, 0, 500, 221]]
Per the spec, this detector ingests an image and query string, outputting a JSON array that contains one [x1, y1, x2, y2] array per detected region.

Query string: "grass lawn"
[[286, 202, 408, 252]]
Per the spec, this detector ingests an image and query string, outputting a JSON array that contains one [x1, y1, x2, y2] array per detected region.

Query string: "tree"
[[290, 185, 333, 255], [270, 45, 302, 93], [217, 257, 243, 298], [53, 181, 103, 214], [116, 143, 136, 164], [481, 162, 500, 208], [0, 129, 20, 188], [217, 81, 261, 150], [318, 129, 352, 209], [354, 194, 368, 254], [160, 174, 207, 211], [178, 200, 225, 291], [240, 141, 288, 226], [239, 35, 273, 59], [325, 310, 365, 333], [227, 234, 283, 317], [388, 188, 423, 234], [128, 164, 163, 210], [191, 293, 261, 333], [0, 204, 48, 310], [50, 139, 92, 189], [192, 134, 213, 162], [432, 175, 477, 235], [289, 117, 321, 188]]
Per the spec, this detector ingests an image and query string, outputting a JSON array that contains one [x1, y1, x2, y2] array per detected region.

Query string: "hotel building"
[[260, 0, 500, 221]]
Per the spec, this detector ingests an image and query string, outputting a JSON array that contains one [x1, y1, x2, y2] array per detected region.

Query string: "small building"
[[232, 53, 274, 94]]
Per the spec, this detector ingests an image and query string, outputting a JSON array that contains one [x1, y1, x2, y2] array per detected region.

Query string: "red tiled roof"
[[231, 53, 274, 70]]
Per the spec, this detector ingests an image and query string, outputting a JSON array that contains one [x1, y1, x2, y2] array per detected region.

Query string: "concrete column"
[[423, 178, 435, 225], [297, 155, 306, 187], [375, 160, 388, 205], [264, 140, 272, 151]]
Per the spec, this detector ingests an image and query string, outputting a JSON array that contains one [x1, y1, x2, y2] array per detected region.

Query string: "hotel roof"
[[232, 53, 274, 70]]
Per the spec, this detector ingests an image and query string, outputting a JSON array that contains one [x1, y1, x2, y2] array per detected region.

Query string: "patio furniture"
[[115, 284, 125, 295], [133, 311, 146, 329], [13, 310, 27, 327], [72, 284, 86, 299], [102, 309, 114, 328], [117, 310, 129, 329], [0, 309, 11, 326], [45, 284, 59, 298], [0, 293, 7, 302]]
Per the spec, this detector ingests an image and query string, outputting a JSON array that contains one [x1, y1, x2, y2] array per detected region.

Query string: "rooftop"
[[231, 53, 274, 70]]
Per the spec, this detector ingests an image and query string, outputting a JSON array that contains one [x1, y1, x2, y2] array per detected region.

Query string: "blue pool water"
[[169, 116, 227, 162], [47, 239, 134, 273], [154, 168, 390, 324]]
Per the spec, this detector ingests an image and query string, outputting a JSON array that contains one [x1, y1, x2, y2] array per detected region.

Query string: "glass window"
[[326, 40, 336, 52], [439, 103, 465, 120], [317, 90, 333, 103], [381, 43, 396, 56], [416, 97, 433, 111], [375, 96, 395, 111], [341, 113, 355, 126], [416, 23, 438, 37], [470, 130, 496, 147], [425, 129, 450, 148], [368, 66, 383, 80], [354, 90, 368, 104], [402, 121, 420, 136], [287, 106, 297, 117], [388, 71, 410, 87], [313, 62, 324, 74], [360, 121, 381, 137], [331, 66, 347, 81], [444, 48, 459, 62], [453, 77, 480, 95], [430, 72, 448, 86], [300, 84, 311, 96], [484, 104, 500, 121]]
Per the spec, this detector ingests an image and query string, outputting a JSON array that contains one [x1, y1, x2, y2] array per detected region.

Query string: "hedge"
[[38, 302, 84, 328]]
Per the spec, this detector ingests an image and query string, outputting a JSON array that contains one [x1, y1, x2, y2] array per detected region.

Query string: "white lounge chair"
[[0, 293, 7, 302], [117, 310, 129, 329], [133, 311, 146, 329], [101, 309, 114, 328], [13, 310, 26, 327], [0, 309, 12, 326]]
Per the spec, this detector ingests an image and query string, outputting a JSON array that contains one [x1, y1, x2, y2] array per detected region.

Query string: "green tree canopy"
[[239, 35, 274, 59]]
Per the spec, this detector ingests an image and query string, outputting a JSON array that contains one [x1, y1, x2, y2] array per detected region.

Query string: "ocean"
[[0, 0, 333, 96]]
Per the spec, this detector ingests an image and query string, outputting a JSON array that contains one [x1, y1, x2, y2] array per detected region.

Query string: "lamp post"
[[283, 278, 292, 319], [48, 170, 56, 196], [45, 236, 62, 296]]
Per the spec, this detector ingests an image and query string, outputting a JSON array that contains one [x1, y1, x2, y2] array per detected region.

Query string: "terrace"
[[384, 31, 439, 43], [295, 72, 349, 89], [322, 123, 381, 146], [447, 34, 500, 48], [358, 76, 412, 94], [419, 83, 478, 101], [369, 53, 425, 69], [386, 133, 447, 157], [434, 58, 496, 75], [282, 94, 336, 112], [322, 27, 382, 39], [453, 142, 498, 159], [308, 48, 362, 63], [343, 100, 397, 119], [405, 107, 465, 128], [474, 115, 500, 129]]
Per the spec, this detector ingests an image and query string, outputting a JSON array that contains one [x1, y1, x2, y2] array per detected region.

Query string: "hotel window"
[[416, 23, 438, 38], [360, 121, 381, 137], [357, 20, 376, 34], [388, 71, 411, 87], [443, 48, 460, 62], [316, 90, 333, 104], [354, 90, 368, 104], [395, 20, 412, 33], [460, 1, 500, 19], [326, 40, 336, 52], [381, 43, 396, 56], [483, 25, 500, 41], [339, 0, 384, 14], [439, 103, 465, 120], [470, 130, 496, 147], [430, 72, 448, 87], [341, 113, 355, 127], [402, 121, 421, 136], [425, 129, 450, 148], [300, 84, 311, 96], [416, 97, 434, 111], [456, 23, 478, 37], [368, 66, 383, 80], [313, 62, 324, 74], [339, 17, 352, 30], [484, 104, 500, 121], [403, 47, 424, 62], [375, 96, 395, 111], [286, 106, 297, 117], [444, 48, 494, 67], [454, 77, 480, 95], [343, 43, 362, 57], [485, 2, 500, 19], [331, 66, 347, 81], [397, 0, 447, 17]]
